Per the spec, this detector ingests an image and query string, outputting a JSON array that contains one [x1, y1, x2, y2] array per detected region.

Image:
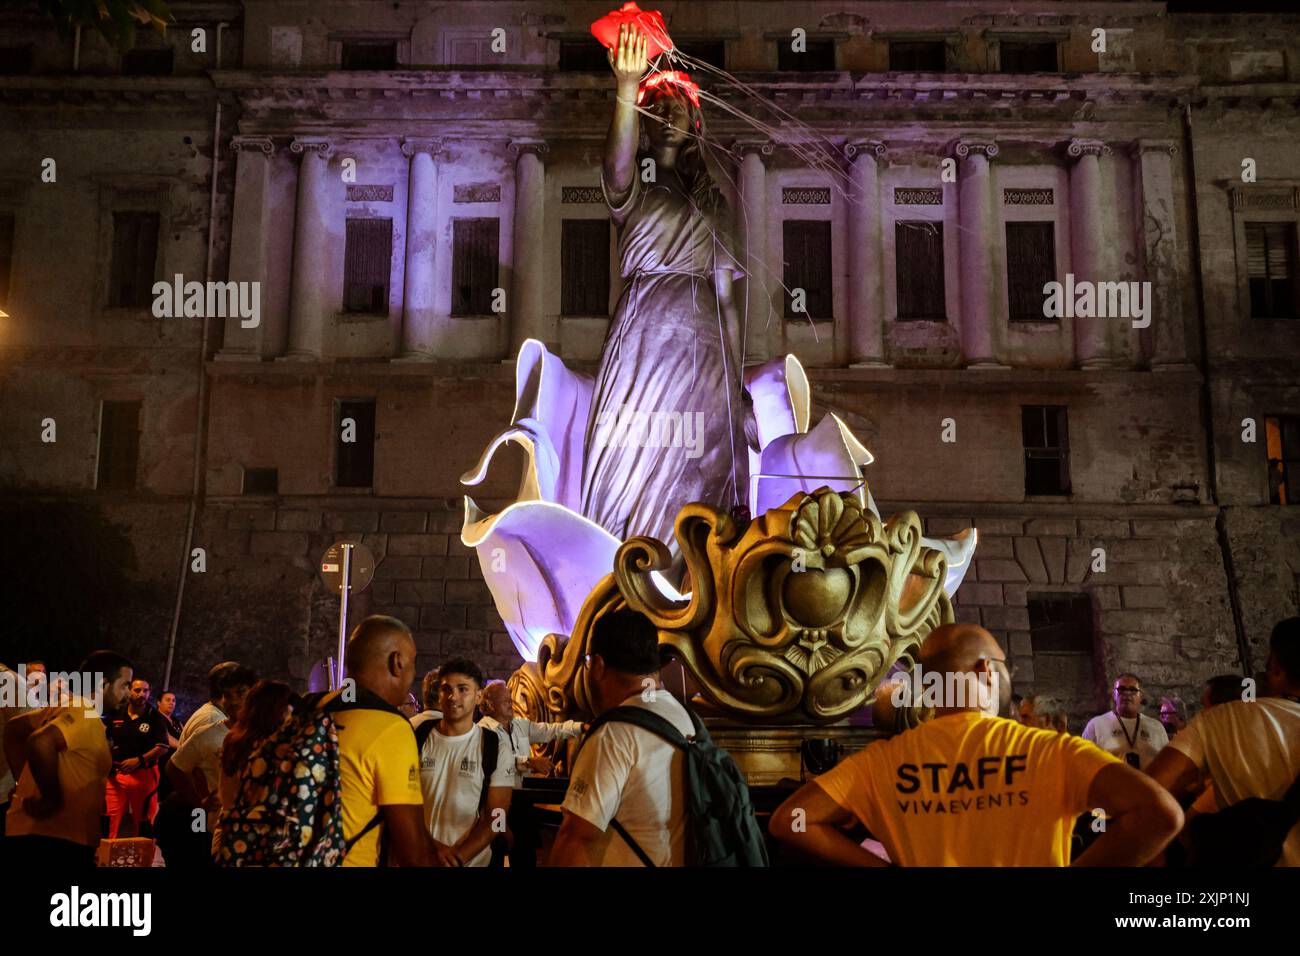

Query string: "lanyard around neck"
[[1114, 711, 1140, 749]]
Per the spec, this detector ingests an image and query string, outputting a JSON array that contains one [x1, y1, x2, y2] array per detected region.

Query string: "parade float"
[[458, 5, 977, 782]]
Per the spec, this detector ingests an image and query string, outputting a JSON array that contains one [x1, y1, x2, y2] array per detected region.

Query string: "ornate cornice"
[[230, 135, 275, 155], [844, 139, 887, 160], [1066, 138, 1112, 158], [953, 139, 999, 159]]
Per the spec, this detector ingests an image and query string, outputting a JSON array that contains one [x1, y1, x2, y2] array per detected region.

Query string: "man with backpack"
[[550, 608, 767, 867], [414, 658, 514, 866], [1148, 616, 1300, 866]]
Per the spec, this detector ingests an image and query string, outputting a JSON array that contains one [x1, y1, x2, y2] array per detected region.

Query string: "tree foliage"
[[37, 0, 173, 48]]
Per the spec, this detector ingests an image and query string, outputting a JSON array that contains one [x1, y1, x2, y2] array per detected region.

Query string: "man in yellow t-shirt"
[[771, 623, 1183, 866], [3, 650, 134, 868], [336, 616, 434, 867]]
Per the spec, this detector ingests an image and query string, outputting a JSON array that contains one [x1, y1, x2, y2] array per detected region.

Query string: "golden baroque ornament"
[[532, 487, 954, 726]]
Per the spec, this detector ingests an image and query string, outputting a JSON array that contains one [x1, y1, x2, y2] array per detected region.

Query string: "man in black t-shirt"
[[106, 678, 169, 838]]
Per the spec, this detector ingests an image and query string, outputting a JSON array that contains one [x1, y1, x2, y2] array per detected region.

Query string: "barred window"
[[1028, 593, 1095, 654], [342, 41, 397, 70], [778, 38, 836, 71]]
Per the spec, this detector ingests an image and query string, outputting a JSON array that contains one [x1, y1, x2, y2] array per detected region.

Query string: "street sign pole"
[[335, 543, 353, 690]]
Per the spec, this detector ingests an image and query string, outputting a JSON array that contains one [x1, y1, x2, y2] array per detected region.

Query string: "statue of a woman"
[[581, 24, 749, 585]]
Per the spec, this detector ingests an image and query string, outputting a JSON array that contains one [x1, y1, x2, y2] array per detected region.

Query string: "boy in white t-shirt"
[[552, 609, 694, 867], [415, 658, 514, 867]]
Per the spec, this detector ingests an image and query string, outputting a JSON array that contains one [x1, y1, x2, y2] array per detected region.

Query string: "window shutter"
[[452, 218, 499, 316], [97, 400, 141, 491], [895, 221, 946, 321], [344, 218, 393, 313], [561, 219, 610, 316], [1006, 221, 1055, 322], [783, 219, 833, 320]]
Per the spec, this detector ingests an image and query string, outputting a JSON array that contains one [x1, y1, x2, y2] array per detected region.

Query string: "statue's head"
[[637, 70, 702, 153]]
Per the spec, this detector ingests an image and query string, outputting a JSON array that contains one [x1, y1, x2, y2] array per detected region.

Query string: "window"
[[451, 218, 499, 316], [889, 41, 946, 72], [1028, 593, 1094, 654], [335, 399, 376, 489], [122, 48, 174, 75], [1006, 222, 1056, 322], [561, 219, 610, 316], [108, 211, 160, 308], [782, 220, 833, 321], [341, 40, 397, 70], [999, 40, 1059, 73], [1266, 416, 1300, 506], [97, 400, 141, 491], [0, 46, 34, 75], [895, 221, 946, 321], [674, 39, 726, 70], [1245, 222, 1298, 319], [0, 213, 14, 308], [1023, 406, 1071, 496], [343, 218, 393, 313], [558, 39, 608, 71], [777, 38, 836, 71], [242, 467, 279, 496]]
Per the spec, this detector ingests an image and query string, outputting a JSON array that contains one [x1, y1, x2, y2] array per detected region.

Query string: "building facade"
[[1, 0, 1297, 726]]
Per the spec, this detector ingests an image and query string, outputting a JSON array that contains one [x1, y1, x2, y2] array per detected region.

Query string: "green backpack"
[[585, 703, 769, 867]]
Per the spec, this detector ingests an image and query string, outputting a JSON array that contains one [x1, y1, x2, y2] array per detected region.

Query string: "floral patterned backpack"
[[216, 691, 382, 867]]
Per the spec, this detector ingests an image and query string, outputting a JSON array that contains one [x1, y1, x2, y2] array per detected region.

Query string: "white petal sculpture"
[[461, 339, 976, 663]]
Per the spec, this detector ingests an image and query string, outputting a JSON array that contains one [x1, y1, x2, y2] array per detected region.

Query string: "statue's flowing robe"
[[580, 167, 747, 584]]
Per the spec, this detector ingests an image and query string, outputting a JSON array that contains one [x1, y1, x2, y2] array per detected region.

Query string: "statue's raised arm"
[[604, 24, 647, 208]]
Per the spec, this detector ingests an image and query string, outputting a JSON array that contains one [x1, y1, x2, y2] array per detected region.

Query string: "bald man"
[[771, 623, 1182, 866], [333, 615, 435, 867]]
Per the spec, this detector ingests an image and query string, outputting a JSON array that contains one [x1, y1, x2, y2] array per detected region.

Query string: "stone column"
[[956, 139, 1004, 368], [845, 140, 888, 367], [1133, 139, 1191, 370], [1068, 139, 1117, 369], [508, 139, 548, 354], [397, 137, 444, 359], [735, 139, 773, 363], [283, 137, 333, 361], [217, 136, 278, 360]]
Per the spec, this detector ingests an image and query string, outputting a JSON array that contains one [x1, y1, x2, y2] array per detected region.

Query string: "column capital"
[[509, 138, 549, 159], [1131, 139, 1179, 157], [844, 139, 886, 160], [289, 137, 332, 158], [231, 135, 276, 155], [1066, 139, 1112, 159], [734, 138, 775, 159], [953, 139, 999, 159], [401, 137, 444, 158]]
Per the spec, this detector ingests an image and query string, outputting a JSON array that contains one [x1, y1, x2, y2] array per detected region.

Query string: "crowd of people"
[[1, 613, 1297, 867]]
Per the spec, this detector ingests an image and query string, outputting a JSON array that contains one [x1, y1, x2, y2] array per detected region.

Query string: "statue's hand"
[[609, 23, 648, 86]]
